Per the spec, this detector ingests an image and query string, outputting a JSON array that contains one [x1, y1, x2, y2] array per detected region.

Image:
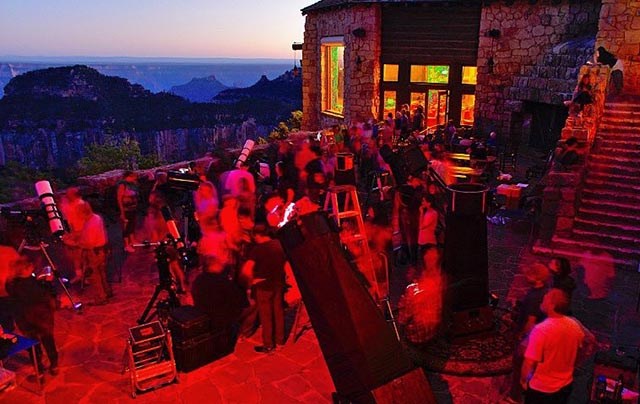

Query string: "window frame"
[[321, 36, 345, 116]]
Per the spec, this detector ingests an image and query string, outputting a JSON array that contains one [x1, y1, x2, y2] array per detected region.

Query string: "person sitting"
[[6, 255, 59, 375], [564, 73, 593, 115], [469, 142, 488, 160], [553, 137, 580, 170]]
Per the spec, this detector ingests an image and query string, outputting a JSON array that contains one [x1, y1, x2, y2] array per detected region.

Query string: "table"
[[496, 184, 524, 209], [0, 334, 42, 392]]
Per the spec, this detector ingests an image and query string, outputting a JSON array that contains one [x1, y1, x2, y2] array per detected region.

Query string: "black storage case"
[[168, 305, 211, 342], [173, 328, 234, 372]]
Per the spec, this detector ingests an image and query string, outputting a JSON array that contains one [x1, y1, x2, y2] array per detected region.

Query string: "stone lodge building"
[[300, 0, 640, 149]]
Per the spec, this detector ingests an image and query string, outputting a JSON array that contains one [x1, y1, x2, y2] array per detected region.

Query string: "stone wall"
[[596, 0, 640, 95], [538, 64, 609, 242], [475, 0, 601, 141], [302, 5, 381, 130]]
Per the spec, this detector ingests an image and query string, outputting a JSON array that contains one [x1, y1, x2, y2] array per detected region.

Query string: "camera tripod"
[[135, 240, 181, 325], [18, 238, 83, 311]]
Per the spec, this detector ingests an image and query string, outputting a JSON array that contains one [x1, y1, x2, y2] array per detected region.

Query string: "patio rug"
[[405, 316, 516, 377]]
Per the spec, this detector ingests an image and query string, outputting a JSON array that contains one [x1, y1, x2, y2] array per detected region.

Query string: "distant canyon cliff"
[[0, 65, 301, 170], [0, 60, 292, 96]]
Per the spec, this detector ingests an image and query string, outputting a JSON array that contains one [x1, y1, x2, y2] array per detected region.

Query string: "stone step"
[[577, 206, 640, 227], [602, 114, 640, 124], [581, 189, 640, 206], [600, 116, 640, 126], [585, 171, 640, 187], [605, 101, 640, 112], [603, 108, 640, 117], [537, 238, 639, 268], [598, 123, 640, 133], [598, 138, 640, 148], [573, 218, 640, 240], [586, 161, 640, 176], [571, 227, 640, 250], [589, 154, 640, 166], [592, 146, 640, 159], [583, 178, 640, 192], [580, 197, 640, 217]]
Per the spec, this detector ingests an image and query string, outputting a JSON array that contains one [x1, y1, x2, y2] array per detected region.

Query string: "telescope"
[[35, 180, 66, 238]]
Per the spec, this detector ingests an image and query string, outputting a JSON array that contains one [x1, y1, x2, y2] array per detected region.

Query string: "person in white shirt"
[[520, 288, 596, 403], [78, 203, 111, 305]]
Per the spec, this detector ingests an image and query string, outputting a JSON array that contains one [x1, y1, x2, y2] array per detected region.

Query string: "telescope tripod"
[[136, 240, 181, 325], [18, 239, 83, 311]]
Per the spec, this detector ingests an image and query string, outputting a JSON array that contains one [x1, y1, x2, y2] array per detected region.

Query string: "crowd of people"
[[0, 108, 602, 402]]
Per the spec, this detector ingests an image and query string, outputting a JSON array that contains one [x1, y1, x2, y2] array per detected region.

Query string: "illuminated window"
[[383, 64, 399, 82], [462, 66, 477, 85], [383, 91, 397, 117], [321, 37, 345, 115], [410, 92, 426, 115], [410, 65, 449, 84], [461, 94, 475, 126]]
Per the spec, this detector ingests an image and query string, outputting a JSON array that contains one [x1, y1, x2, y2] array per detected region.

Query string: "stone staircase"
[[549, 96, 640, 266]]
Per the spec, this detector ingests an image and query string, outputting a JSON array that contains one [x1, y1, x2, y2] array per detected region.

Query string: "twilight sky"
[[0, 0, 308, 59]]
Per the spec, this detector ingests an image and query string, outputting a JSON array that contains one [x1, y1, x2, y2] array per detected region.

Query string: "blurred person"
[[193, 180, 219, 235], [548, 257, 576, 300], [143, 193, 187, 293], [224, 162, 256, 216], [77, 202, 111, 305], [521, 289, 596, 403], [398, 267, 443, 344], [192, 234, 248, 338], [59, 187, 88, 283], [418, 194, 438, 261], [507, 263, 550, 403], [6, 254, 59, 375], [274, 161, 296, 205], [117, 171, 140, 253], [579, 249, 615, 300], [0, 245, 21, 332]]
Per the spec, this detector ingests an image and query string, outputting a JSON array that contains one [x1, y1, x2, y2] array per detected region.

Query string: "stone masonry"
[[302, 5, 381, 130], [597, 0, 640, 95], [475, 0, 601, 140]]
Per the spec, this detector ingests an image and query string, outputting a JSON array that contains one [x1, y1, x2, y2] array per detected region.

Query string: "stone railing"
[[537, 64, 610, 242]]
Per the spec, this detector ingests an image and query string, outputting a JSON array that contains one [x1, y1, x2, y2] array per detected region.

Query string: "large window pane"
[[461, 94, 475, 126], [410, 65, 427, 83], [462, 66, 477, 85], [427, 66, 449, 84], [410, 65, 449, 84], [321, 40, 345, 115], [383, 91, 397, 117], [383, 64, 399, 82]]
